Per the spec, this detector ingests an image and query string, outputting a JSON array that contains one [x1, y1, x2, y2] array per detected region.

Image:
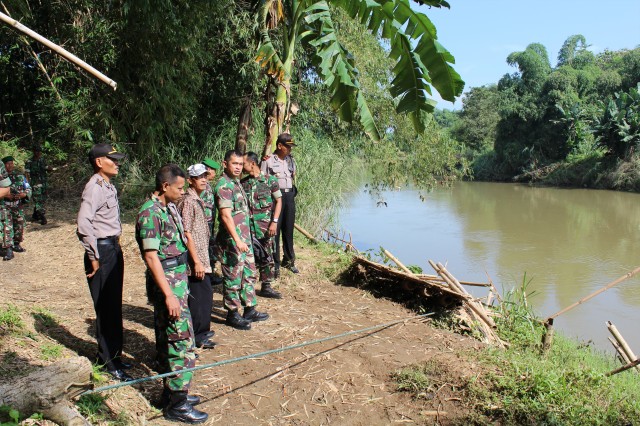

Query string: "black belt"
[[282, 188, 294, 193], [160, 252, 188, 271], [97, 236, 120, 246]]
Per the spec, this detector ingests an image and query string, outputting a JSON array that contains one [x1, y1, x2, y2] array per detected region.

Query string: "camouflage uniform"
[[214, 172, 257, 311], [0, 163, 11, 250], [25, 156, 47, 218], [200, 182, 217, 268], [136, 195, 196, 392], [5, 171, 31, 245], [241, 173, 282, 283]]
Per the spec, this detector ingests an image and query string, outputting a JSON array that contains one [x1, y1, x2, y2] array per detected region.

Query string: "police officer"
[[241, 152, 283, 299], [76, 143, 131, 381], [261, 133, 299, 275], [0, 161, 12, 260], [215, 149, 268, 330], [2, 156, 31, 255], [136, 164, 207, 424]]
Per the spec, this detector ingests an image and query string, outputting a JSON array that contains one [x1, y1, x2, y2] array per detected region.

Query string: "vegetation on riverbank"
[[394, 283, 640, 425]]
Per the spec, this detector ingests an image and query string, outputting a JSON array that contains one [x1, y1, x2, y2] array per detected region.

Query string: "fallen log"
[[0, 356, 93, 425]]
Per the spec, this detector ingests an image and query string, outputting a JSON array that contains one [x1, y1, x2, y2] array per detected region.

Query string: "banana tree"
[[253, 0, 464, 154]]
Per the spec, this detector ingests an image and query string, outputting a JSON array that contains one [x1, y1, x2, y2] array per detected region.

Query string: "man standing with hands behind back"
[[76, 143, 131, 382], [261, 133, 299, 276]]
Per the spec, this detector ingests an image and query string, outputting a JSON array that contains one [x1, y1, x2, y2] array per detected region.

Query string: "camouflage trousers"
[[149, 264, 197, 392], [32, 184, 46, 215], [220, 241, 257, 311], [9, 207, 25, 243], [0, 206, 13, 249], [256, 236, 276, 283]]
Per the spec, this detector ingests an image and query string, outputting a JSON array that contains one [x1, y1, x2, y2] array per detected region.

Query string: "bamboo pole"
[[0, 11, 117, 90], [608, 337, 633, 365], [382, 248, 413, 274], [606, 321, 640, 373], [541, 318, 555, 354], [294, 223, 318, 243], [606, 358, 640, 377], [415, 275, 491, 287], [548, 265, 640, 320]]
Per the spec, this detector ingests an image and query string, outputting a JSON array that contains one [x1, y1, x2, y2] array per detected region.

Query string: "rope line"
[[82, 312, 435, 395]]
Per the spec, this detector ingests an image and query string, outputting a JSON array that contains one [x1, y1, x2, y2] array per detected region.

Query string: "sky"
[[415, 0, 640, 110]]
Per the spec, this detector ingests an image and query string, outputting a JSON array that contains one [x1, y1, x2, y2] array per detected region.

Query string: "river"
[[335, 181, 640, 353]]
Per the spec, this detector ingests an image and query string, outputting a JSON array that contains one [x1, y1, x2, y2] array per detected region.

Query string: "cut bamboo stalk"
[[485, 289, 494, 306], [381, 248, 413, 274], [608, 337, 633, 366], [0, 11, 117, 89], [541, 318, 555, 354], [606, 321, 640, 373], [415, 275, 491, 287], [548, 265, 640, 320], [606, 358, 640, 377], [485, 270, 503, 305], [294, 223, 318, 243], [436, 262, 496, 328]]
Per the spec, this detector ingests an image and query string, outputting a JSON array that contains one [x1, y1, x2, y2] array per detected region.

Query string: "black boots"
[[259, 282, 282, 299], [161, 388, 201, 408], [32, 207, 40, 221], [12, 244, 25, 253], [3, 247, 13, 261], [243, 306, 270, 322], [225, 310, 251, 330], [163, 390, 208, 424]]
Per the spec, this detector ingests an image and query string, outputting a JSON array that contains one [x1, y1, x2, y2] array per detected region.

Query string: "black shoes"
[[282, 262, 300, 274], [243, 306, 269, 322], [117, 359, 134, 370], [259, 282, 282, 299], [3, 248, 14, 261], [32, 208, 40, 221], [12, 244, 25, 253], [164, 391, 208, 424], [225, 310, 251, 330], [40, 214, 47, 225], [203, 330, 215, 339], [195, 339, 216, 349], [108, 368, 134, 382], [160, 389, 201, 408]]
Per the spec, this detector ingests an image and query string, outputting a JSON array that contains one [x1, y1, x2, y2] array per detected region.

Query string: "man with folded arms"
[[177, 164, 215, 350], [76, 143, 131, 382]]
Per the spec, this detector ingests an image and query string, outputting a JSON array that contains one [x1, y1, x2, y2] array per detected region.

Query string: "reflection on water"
[[336, 182, 640, 352]]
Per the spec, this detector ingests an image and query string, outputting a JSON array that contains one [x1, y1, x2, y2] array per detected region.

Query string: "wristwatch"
[[272, 218, 279, 223]]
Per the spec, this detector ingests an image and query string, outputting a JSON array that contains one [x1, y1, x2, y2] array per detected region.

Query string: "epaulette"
[[96, 177, 104, 187]]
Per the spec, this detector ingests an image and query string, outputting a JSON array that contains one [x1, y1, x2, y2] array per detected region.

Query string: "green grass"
[[0, 305, 24, 334], [394, 277, 640, 425], [39, 343, 63, 361]]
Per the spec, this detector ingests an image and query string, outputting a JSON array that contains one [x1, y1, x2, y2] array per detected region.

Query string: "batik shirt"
[[241, 173, 281, 239]]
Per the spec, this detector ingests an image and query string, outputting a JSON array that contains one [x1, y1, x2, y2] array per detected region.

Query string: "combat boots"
[[13, 244, 25, 253], [3, 247, 14, 261], [32, 207, 40, 221], [225, 310, 251, 330], [163, 390, 208, 424], [160, 388, 201, 407], [259, 282, 282, 299], [40, 214, 47, 225], [243, 306, 270, 322]]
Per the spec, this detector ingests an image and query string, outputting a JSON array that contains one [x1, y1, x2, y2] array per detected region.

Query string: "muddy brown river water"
[[337, 181, 640, 353]]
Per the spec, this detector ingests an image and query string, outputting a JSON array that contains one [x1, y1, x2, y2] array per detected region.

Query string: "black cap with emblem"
[[88, 143, 126, 163]]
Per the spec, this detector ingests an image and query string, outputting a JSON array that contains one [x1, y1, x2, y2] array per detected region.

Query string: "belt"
[[282, 188, 294, 193], [97, 236, 120, 246], [160, 252, 188, 271]]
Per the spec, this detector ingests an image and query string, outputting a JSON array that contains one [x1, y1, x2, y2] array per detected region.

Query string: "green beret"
[[2, 156, 15, 163], [202, 158, 221, 170]]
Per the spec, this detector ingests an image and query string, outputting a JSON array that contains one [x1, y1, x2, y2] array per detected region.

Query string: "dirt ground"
[[0, 208, 486, 425]]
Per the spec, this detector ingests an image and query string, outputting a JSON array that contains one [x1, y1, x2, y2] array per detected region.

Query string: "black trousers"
[[84, 243, 124, 370], [188, 273, 213, 344], [275, 191, 296, 266]]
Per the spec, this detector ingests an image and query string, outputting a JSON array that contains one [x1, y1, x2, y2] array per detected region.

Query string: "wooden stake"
[[549, 265, 640, 319], [606, 321, 640, 373], [541, 318, 555, 354], [608, 337, 633, 365], [0, 11, 117, 89], [382, 248, 413, 274], [294, 223, 318, 243]]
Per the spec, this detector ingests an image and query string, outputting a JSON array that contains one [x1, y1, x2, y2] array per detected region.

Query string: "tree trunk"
[[235, 99, 253, 154], [0, 356, 93, 425]]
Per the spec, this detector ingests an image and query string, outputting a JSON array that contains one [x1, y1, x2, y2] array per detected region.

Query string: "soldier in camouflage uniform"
[[0, 161, 12, 260], [25, 145, 50, 225], [2, 157, 32, 255], [215, 149, 269, 330], [241, 152, 283, 299], [136, 164, 208, 424]]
